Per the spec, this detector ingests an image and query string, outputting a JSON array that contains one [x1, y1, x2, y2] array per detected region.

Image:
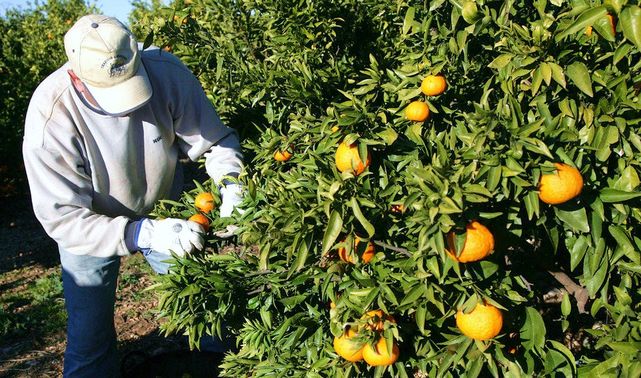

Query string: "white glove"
[[219, 184, 244, 218], [136, 218, 204, 257], [213, 224, 239, 239]]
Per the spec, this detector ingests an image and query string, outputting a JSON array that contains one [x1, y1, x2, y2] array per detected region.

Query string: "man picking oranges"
[[22, 15, 244, 377]]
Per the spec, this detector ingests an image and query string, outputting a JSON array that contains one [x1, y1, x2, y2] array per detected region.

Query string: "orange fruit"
[[362, 337, 399, 366], [333, 328, 365, 362], [338, 237, 375, 264], [188, 213, 210, 232], [405, 101, 430, 122], [273, 149, 293, 162], [446, 221, 494, 263], [456, 302, 503, 341], [362, 309, 396, 332], [331, 125, 339, 132], [421, 75, 447, 96], [194, 192, 215, 213], [538, 163, 583, 205], [335, 141, 371, 176]]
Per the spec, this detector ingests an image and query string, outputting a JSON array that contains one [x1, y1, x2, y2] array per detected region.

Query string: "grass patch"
[[0, 269, 66, 340]]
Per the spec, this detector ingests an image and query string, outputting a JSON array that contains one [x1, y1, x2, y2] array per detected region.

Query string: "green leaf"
[[599, 188, 641, 202], [555, 6, 607, 41], [549, 62, 567, 88], [593, 13, 616, 41], [403, 6, 415, 35], [351, 197, 375, 237], [322, 210, 343, 255], [521, 307, 546, 352], [554, 207, 590, 233], [561, 291, 571, 316], [621, 5, 641, 50], [608, 225, 640, 264], [566, 62, 593, 97], [569, 235, 589, 271], [488, 53, 514, 69], [378, 127, 398, 145]]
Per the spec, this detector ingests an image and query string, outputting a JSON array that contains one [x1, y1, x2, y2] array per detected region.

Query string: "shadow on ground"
[[119, 330, 224, 378]]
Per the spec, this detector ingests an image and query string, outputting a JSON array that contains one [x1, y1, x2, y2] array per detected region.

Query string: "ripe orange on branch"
[[456, 302, 503, 341], [405, 101, 430, 122], [421, 75, 447, 96], [335, 141, 371, 176], [362, 337, 400, 366], [273, 149, 293, 162], [446, 220, 494, 263], [194, 192, 215, 213], [333, 327, 365, 362], [538, 163, 583, 205]]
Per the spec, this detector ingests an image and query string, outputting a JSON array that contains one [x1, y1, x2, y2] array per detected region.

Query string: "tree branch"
[[547, 270, 590, 314], [372, 240, 413, 257]]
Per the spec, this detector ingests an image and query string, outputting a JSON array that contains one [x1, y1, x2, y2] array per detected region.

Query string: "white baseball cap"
[[64, 15, 153, 115]]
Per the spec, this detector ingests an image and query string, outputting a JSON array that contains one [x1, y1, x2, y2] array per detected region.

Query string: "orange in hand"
[[188, 213, 210, 232]]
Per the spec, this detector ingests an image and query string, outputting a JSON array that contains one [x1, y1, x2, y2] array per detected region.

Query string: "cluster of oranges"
[[188, 191, 216, 232], [405, 74, 447, 122], [333, 310, 400, 367]]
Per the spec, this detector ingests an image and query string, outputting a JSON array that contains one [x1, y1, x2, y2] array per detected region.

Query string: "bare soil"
[[0, 164, 222, 377]]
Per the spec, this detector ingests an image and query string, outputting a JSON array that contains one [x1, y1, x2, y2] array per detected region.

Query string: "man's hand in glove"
[[128, 218, 205, 257], [219, 183, 244, 218]]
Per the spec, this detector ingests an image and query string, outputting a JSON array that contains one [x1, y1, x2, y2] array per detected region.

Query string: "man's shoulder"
[[24, 64, 75, 148], [140, 47, 192, 75]]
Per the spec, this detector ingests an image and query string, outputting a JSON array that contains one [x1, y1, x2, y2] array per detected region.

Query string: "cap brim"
[[85, 62, 153, 116]]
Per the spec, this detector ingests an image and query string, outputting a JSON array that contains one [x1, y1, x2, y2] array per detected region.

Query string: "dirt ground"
[[0, 164, 223, 377]]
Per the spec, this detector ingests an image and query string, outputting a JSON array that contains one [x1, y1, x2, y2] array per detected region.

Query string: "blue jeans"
[[59, 248, 227, 378]]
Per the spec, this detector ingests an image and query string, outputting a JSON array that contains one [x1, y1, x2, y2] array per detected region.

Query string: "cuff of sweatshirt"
[[124, 219, 145, 252]]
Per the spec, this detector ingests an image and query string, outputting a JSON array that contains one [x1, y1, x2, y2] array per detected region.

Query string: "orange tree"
[[143, 0, 641, 376]]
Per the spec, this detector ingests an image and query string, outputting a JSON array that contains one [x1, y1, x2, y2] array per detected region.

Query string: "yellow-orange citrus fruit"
[[338, 237, 375, 264], [331, 125, 339, 132], [421, 75, 447, 96], [538, 163, 584, 205], [362, 309, 396, 332], [188, 213, 210, 232], [446, 221, 494, 263], [194, 192, 215, 213], [335, 141, 371, 176], [273, 149, 293, 162], [456, 302, 503, 341], [333, 328, 365, 362], [405, 101, 430, 122], [362, 337, 399, 367]]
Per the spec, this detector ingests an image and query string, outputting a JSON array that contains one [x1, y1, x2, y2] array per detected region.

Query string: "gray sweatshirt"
[[22, 47, 242, 258]]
